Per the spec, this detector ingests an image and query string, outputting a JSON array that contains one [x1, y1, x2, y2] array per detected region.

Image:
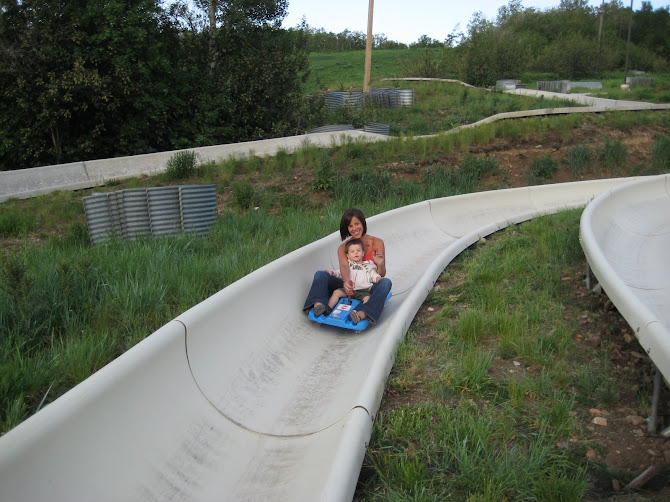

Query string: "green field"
[[2, 50, 670, 500]]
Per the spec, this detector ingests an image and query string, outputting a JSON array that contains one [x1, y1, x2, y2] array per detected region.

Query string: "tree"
[[0, 0, 187, 169], [410, 35, 443, 49], [559, 0, 590, 10], [194, 0, 287, 69], [188, 0, 309, 144], [0, 0, 310, 169], [497, 0, 524, 24]]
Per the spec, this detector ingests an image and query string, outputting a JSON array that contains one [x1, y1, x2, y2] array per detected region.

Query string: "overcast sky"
[[281, 0, 668, 45]]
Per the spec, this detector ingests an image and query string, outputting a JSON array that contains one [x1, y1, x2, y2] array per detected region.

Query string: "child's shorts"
[[337, 287, 372, 301]]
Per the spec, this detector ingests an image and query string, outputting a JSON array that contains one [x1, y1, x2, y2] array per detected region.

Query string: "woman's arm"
[[373, 237, 386, 277], [337, 242, 351, 285]]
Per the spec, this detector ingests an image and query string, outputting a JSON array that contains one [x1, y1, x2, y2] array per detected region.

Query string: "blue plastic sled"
[[308, 291, 392, 331]]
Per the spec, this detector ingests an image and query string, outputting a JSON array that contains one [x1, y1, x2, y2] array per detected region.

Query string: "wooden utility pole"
[[364, 0, 374, 93], [597, 1, 604, 53], [624, 0, 633, 83]]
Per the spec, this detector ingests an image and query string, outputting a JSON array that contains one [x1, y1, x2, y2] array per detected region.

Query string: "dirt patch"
[[214, 122, 667, 210]]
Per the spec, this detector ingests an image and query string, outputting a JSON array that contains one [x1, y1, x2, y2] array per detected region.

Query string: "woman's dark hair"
[[340, 208, 367, 241]]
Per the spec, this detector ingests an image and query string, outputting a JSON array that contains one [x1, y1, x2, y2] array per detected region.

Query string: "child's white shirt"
[[333, 260, 381, 290]]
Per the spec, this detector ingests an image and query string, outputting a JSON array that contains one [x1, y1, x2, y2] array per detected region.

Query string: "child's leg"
[[328, 289, 346, 309], [361, 295, 371, 303]]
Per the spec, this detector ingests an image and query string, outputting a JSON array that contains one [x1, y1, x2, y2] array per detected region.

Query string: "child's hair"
[[345, 238, 364, 254]]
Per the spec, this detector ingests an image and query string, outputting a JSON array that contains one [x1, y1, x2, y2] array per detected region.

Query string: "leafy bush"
[[598, 137, 627, 172], [279, 193, 310, 210], [650, 134, 670, 173], [527, 154, 558, 184], [0, 207, 37, 237], [566, 144, 593, 175], [424, 155, 499, 197], [332, 170, 395, 203], [312, 155, 334, 191], [165, 151, 198, 181], [399, 49, 454, 78], [232, 181, 260, 210]]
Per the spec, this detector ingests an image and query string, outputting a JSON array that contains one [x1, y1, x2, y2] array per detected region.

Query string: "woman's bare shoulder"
[[368, 235, 385, 247]]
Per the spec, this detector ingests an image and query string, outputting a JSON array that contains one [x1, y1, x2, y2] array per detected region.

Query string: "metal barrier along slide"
[[580, 174, 670, 379], [0, 176, 659, 501]]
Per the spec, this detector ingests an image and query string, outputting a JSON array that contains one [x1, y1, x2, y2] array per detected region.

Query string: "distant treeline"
[[446, 0, 670, 86], [295, 25, 445, 51], [299, 0, 670, 88]]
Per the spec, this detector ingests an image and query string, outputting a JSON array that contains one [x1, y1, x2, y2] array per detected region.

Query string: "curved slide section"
[[580, 174, 670, 378], [0, 177, 651, 501]]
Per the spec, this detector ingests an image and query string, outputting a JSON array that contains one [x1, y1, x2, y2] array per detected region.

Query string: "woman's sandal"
[[350, 310, 365, 324], [313, 304, 327, 317]]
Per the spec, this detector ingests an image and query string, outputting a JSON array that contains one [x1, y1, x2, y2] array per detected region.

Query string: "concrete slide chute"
[[1, 176, 666, 501], [580, 174, 670, 378]]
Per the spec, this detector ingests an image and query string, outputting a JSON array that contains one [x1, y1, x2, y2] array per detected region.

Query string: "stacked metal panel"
[[496, 79, 521, 90], [123, 188, 151, 240], [83, 184, 217, 245], [306, 124, 356, 134], [180, 184, 218, 235], [324, 91, 365, 110], [625, 76, 655, 86], [82, 193, 118, 245], [369, 88, 414, 108], [363, 122, 391, 135], [323, 88, 414, 111], [570, 81, 603, 89], [536, 80, 571, 93], [148, 186, 181, 236]]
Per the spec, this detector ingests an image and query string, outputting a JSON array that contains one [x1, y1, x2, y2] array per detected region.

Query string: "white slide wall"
[[580, 174, 670, 378], [0, 176, 663, 501]]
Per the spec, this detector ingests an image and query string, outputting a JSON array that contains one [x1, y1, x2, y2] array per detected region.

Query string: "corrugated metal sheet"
[[306, 124, 355, 134], [322, 89, 414, 111], [324, 91, 365, 111], [363, 122, 390, 135], [369, 88, 414, 108], [570, 81, 603, 89], [180, 185, 218, 235], [496, 79, 521, 90], [83, 193, 116, 245], [536, 80, 571, 93], [123, 188, 151, 240], [625, 76, 655, 86], [393, 88, 414, 107], [148, 186, 181, 236], [106, 191, 125, 238], [83, 184, 218, 244]]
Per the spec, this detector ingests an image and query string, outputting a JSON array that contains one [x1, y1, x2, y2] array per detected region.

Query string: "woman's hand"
[[374, 249, 385, 273], [344, 281, 354, 295]]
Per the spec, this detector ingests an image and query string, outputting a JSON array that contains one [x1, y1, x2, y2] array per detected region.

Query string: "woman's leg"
[[303, 270, 343, 311], [355, 278, 392, 323]]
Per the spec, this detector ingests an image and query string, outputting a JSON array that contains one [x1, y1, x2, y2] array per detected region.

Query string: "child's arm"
[[367, 262, 382, 283]]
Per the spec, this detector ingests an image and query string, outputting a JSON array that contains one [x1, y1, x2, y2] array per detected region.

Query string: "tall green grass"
[[0, 208, 345, 432], [356, 210, 625, 501]]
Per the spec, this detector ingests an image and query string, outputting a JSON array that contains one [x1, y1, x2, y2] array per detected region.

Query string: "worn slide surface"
[[0, 177, 654, 501], [580, 174, 670, 378]]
